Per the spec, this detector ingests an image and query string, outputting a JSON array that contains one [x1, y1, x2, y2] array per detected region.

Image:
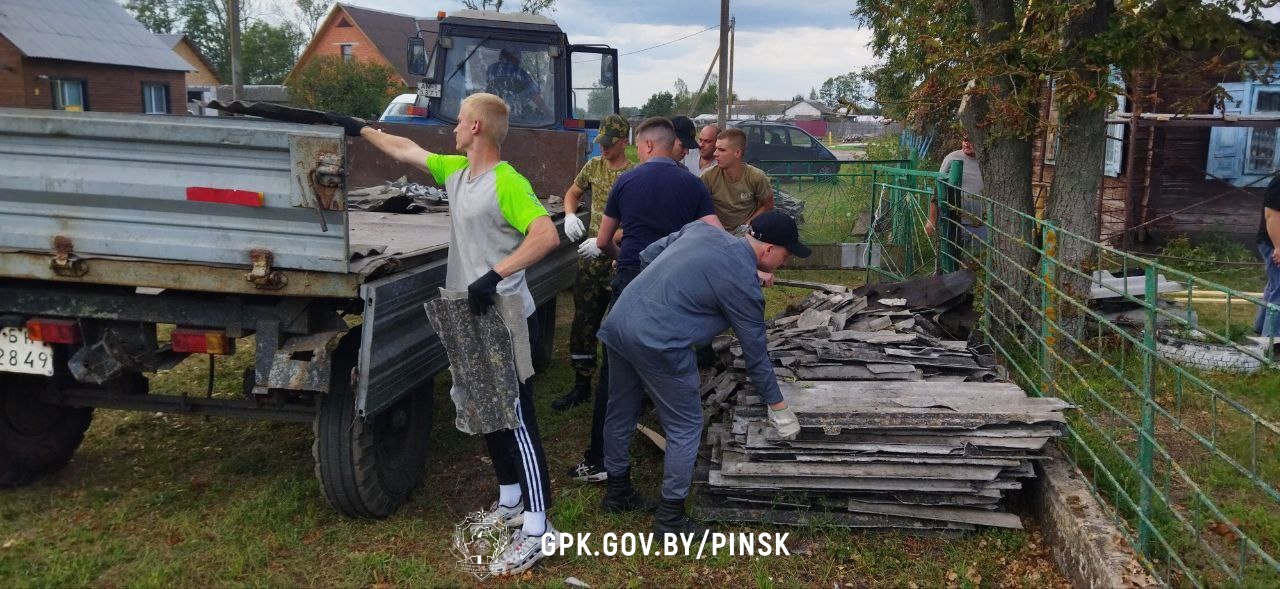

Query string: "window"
[[143, 83, 169, 114], [787, 127, 815, 148], [1103, 69, 1126, 177], [437, 38, 556, 127], [1207, 81, 1280, 186], [51, 79, 85, 111], [340, 44, 354, 61]]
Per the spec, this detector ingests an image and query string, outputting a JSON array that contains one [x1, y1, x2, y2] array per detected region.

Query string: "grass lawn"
[[0, 268, 1067, 587]]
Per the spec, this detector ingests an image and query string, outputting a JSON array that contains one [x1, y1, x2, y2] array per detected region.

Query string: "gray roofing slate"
[[0, 0, 190, 71]]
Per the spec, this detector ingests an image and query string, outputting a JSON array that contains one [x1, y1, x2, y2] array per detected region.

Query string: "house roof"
[[787, 99, 834, 114], [155, 33, 221, 83], [291, 3, 438, 85], [0, 0, 191, 71]]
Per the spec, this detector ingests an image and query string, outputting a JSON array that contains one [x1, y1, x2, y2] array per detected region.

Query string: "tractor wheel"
[[0, 372, 93, 483]]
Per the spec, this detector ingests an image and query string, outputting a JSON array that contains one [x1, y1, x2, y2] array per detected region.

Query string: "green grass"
[[0, 278, 1066, 587]]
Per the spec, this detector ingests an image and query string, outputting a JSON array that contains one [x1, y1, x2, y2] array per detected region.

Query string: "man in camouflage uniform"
[[554, 115, 635, 422]]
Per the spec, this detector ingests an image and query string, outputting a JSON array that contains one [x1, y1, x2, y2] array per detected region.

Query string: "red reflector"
[[186, 187, 264, 207], [26, 318, 81, 344], [406, 105, 428, 117], [562, 118, 584, 129], [171, 329, 234, 355]]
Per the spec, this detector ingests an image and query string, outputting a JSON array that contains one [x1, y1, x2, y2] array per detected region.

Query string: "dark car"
[[734, 121, 840, 177]]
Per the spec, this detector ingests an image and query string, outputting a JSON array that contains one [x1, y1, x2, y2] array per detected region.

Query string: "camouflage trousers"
[[568, 256, 614, 380]]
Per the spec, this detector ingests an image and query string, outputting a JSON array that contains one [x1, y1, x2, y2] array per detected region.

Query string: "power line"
[[620, 24, 719, 56]]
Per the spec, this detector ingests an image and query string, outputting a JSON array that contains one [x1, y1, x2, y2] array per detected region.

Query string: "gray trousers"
[[602, 341, 703, 500]]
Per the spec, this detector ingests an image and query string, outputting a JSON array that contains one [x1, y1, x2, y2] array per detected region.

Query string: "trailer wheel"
[[0, 373, 93, 480], [531, 298, 557, 372], [313, 332, 433, 519]]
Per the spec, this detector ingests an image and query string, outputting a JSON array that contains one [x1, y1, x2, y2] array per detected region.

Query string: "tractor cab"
[[407, 10, 619, 152]]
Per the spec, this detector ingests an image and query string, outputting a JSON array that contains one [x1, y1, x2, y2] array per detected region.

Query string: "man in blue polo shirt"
[[566, 117, 721, 493]]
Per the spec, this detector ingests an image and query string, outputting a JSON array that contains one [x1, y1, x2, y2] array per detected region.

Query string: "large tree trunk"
[[964, 0, 1038, 349], [1045, 0, 1114, 357]]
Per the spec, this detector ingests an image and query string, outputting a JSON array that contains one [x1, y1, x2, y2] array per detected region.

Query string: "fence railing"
[[759, 159, 909, 245], [867, 163, 1280, 587]]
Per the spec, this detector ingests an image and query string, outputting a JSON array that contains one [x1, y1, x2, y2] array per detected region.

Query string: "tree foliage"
[[293, 0, 333, 37], [288, 56, 401, 119], [818, 72, 865, 106], [460, 0, 556, 14], [639, 91, 675, 117], [124, 0, 310, 85]]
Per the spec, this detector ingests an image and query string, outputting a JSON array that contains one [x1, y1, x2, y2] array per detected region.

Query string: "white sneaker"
[[490, 524, 556, 577], [476, 501, 524, 528]]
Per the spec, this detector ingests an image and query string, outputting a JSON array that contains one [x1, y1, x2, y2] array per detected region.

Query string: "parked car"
[[378, 94, 431, 124], [733, 121, 840, 176]]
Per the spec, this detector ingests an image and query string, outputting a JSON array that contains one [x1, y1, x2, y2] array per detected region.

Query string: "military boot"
[[653, 497, 707, 537], [552, 376, 592, 411], [601, 469, 656, 514]]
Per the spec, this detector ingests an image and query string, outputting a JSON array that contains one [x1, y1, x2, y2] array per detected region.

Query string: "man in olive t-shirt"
[[702, 127, 774, 235]]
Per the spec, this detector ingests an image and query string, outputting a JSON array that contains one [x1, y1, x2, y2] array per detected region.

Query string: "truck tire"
[[531, 298, 557, 372], [0, 373, 93, 478], [313, 332, 433, 519]]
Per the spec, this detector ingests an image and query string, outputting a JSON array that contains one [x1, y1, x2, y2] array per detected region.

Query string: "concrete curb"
[[1029, 444, 1158, 588]]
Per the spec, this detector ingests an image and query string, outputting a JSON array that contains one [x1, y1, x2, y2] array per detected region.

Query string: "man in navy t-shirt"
[[595, 117, 721, 290], [565, 117, 721, 490]]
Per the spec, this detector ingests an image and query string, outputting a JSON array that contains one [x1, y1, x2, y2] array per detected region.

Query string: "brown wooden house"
[[0, 0, 190, 114], [156, 34, 222, 116], [1033, 52, 1280, 248], [286, 3, 439, 90]]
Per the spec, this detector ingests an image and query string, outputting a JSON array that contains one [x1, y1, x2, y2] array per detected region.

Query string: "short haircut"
[[461, 92, 510, 144], [635, 117, 676, 150], [700, 124, 720, 135], [717, 127, 747, 151]]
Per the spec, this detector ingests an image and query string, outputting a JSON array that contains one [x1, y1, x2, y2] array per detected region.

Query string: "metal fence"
[[759, 159, 909, 245], [868, 163, 1280, 587]]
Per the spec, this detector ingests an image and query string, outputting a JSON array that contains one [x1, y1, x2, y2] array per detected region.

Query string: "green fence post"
[[1039, 222, 1057, 397], [980, 199, 994, 339], [1138, 264, 1158, 556]]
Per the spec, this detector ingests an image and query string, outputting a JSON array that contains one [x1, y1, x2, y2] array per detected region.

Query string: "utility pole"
[[228, 0, 243, 101], [716, 0, 729, 127], [728, 16, 735, 120]]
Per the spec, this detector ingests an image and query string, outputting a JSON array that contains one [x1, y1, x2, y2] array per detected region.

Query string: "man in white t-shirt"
[[926, 137, 986, 259]]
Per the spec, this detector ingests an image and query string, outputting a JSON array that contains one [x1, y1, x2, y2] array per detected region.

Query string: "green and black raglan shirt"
[[427, 154, 549, 317]]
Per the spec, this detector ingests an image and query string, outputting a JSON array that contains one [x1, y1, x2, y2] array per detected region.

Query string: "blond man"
[[327, 94, 559, 576], [701, 127, 774, 235]]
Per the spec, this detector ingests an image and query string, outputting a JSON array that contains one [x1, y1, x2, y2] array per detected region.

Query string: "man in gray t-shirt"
[[927, 137, 987, 259]]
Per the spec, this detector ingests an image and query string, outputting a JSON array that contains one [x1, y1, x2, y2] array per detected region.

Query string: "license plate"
[[0, 327, 55, 376], [417, 82, 441, 98]]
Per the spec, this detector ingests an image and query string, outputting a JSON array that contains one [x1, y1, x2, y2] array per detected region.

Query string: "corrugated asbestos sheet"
[[693, 272, 1072, 532]]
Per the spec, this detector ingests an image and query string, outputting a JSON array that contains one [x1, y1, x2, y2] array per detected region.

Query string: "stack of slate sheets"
[[694, 275, 1073, 533]]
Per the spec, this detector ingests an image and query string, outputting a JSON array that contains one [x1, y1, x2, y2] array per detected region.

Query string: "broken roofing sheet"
[[694, 272, 1072, 532]]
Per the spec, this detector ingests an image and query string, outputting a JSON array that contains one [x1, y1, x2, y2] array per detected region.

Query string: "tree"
[[289, 56, 401, 119], [461, 0, 556, 14], [639, 91, 674, 117], [818, 72, 865, 107], [242, 20, 306, 84], [586, 83, 614, 117], [792, 94, 805, 102], [125, 0, 179, 33], [808, 87, 818, 100], [294, 0, 332, 36]]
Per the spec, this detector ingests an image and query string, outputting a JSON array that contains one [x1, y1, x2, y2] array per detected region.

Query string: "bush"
[[288, 56, 402, 120]]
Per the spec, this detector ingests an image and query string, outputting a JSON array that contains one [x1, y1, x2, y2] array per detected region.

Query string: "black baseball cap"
[[749, 211, 811, 258], [670, 116, 699, 149]]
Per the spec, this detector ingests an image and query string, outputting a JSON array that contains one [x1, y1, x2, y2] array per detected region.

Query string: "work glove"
[[769, 405, 801, 440], [467, 269, 503, 316], [325, 112, 368, 137], [578, 238, 602, 259], [564, 214, 586, 242]]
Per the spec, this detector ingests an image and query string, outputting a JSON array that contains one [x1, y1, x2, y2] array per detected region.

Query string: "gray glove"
[[769, 405, 800, 439]]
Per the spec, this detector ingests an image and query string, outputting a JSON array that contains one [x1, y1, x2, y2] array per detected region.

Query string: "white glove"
[[578, 238, 602, 259], [564, 214, 585, 241], [769, 405, 801, 440]]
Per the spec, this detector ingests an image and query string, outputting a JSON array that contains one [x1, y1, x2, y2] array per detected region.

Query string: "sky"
[[282, 0, 877, 107]]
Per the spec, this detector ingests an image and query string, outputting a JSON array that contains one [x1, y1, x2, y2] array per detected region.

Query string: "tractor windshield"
[[439, 37, 556, 128]]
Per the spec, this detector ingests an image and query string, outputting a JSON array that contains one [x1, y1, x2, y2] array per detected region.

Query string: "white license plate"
[[0, 327, 55, 376], [417, 82, 441, 98]]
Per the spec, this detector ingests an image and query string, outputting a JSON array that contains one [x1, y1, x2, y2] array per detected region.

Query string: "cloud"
[[268, 0, 877, 105]]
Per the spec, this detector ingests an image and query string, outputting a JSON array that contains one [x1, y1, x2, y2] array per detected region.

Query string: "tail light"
[[171, 328, 234, 355], [26, 318, 81, 344], [406, 105, 428, 117]]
